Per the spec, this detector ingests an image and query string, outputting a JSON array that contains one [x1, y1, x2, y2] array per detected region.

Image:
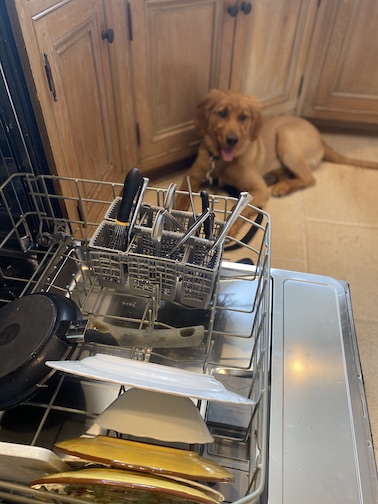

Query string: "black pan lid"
[[0, 295, 57, 378]]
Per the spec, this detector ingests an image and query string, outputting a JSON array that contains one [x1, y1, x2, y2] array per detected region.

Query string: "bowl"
[[95, 388, 214, 444]]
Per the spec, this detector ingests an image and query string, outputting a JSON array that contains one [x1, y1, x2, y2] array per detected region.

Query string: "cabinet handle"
[[240, 2, 252, 14], [227, 4, 239, 17], [102, 28, 115, 44], [43, 53, 57, 102]]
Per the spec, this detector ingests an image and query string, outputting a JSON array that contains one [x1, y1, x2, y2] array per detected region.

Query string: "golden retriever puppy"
[[177, 89, 378, 233]]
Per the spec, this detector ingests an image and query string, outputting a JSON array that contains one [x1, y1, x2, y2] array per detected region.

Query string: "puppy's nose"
[[226, 134, 239, 147]]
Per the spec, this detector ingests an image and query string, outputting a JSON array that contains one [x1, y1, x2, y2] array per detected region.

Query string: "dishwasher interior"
[[0, 173, 271, 504], [1, 172, 377, 504]]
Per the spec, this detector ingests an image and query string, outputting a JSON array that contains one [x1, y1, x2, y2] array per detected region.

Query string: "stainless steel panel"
[[269, 270, 378, 504]]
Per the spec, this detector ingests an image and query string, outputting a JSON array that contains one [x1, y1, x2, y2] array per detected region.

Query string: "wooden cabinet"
[[8, 0, 125, 223], [126, 0, 318, 170], [229, 0, 317, 114], [299, 0, 378, 126], [127, 0, 227, 171]]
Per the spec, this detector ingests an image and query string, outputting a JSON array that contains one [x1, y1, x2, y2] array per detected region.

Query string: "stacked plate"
[[30, 436, 233, 503], [45, 353, 255, 405], [34, 355, 255, 502], [31, 467, 225, 504]]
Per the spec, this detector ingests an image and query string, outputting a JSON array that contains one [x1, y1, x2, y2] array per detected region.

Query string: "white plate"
[[46, 354, 254, 405], [95, 388, 214, 444], [0, 442, 71, 483]]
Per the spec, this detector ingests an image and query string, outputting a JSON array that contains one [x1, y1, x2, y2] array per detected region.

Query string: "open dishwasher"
[[0, 173, 376, 504]]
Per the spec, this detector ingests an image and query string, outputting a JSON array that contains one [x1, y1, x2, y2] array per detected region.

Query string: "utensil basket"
[[90, 197, 226, 308]]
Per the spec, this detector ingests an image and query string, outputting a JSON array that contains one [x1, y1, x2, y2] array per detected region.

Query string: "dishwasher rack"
[[0, 173, 271, 504]]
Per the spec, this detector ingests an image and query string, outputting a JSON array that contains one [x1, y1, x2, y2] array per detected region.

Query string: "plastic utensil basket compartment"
[[126, 225, 222, 308], [88, 220, 128, 289], [179, 236, 223, 308], [127, 226, 185, 302]]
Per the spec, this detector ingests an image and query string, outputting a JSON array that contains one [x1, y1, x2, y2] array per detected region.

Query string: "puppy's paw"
[[270, 181, 292, 197]]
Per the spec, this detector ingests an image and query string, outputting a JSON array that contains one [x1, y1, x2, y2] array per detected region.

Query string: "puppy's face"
[[194, 89, 262, 162]]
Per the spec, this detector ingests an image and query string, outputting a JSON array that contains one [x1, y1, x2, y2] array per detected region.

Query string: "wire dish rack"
[[0, 173, 271, 504]]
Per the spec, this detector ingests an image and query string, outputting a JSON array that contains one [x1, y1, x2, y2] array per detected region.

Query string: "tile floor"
[[151, 131, 378, 467]]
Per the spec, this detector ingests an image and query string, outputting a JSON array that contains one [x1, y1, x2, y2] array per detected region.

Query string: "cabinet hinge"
[[297, 75, 304, 98], [136, 122, 140, 147], [127, 2, 133, 41]]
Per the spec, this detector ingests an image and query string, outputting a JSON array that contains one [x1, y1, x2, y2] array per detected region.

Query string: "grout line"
[[299, 192, 309, 272], [304, 218, 378, 230]]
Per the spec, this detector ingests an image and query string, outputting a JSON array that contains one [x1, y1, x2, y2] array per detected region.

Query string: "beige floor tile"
[[354, 318, 378, 464], [265, 191, 307, 265], [322, 131, 378, 160], [305, 221, 378, 321], [303, 162, 378, 225], [270, 258, 308, 272], [150, 172, 183, 188], [223, 193, 308, 267]]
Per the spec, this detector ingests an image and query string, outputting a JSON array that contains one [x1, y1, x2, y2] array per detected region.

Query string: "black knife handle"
[[200, 190, 212, 239], [116, 168, 142, 224]]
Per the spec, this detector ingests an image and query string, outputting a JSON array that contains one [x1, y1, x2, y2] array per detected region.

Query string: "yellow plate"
[[54, 436, 233, 482], [30, 467, 223, 504]]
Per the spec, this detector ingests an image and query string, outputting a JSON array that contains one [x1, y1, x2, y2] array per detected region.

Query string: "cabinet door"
[[128, 0, 229, 170], [230, 0, 317, 114], [11, 0, 124, 223], [299, 0, 378, 125]]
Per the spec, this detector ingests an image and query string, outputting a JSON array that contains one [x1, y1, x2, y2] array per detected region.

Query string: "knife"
[[127, 176, 149, 243], [200, 190, 213, 240]]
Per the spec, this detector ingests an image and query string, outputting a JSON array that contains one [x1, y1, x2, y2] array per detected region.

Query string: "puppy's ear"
[[194, 89, 225, 135], [248, 97, 262, 141]]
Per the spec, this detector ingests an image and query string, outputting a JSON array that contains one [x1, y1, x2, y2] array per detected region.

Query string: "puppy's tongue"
[[221, 148, 236, 162]]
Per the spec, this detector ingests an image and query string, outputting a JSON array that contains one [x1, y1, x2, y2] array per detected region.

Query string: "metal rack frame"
[[0, 173, 271, 504]]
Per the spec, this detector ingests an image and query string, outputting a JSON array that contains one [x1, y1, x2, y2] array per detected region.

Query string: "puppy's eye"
[[239, 113, 247, 122], [218, 109, 228, 118]]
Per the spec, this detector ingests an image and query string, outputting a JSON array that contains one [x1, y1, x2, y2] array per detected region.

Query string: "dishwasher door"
[[269, 269, 377, 504]]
